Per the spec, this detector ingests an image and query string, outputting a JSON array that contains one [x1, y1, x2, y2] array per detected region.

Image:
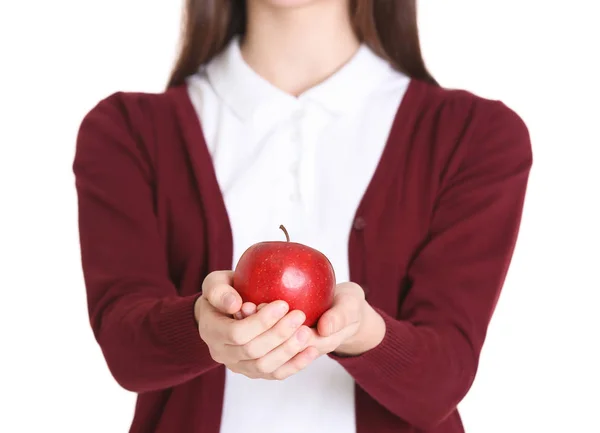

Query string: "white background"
[[1, 1, 599, 432]]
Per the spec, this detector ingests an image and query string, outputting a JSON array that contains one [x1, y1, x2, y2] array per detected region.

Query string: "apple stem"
[[279, 225, 290, 242]]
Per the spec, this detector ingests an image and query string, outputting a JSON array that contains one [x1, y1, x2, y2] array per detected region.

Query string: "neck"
[[241, 1, 360, 96]]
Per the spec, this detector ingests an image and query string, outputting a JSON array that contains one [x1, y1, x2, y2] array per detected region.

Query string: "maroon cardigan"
[[73, 79, 532, 433]]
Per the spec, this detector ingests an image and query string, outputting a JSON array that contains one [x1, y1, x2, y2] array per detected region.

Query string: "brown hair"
[[167, 0, 436, 88]]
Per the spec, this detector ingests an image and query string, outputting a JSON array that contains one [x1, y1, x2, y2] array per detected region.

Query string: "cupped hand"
[[195, 271, 319, 380], [311, 282, 367, 355], [237, 282, 383, 357], [314, 282, 386, 356]]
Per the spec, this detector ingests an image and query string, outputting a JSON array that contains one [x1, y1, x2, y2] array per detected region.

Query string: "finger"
[[234, 310, 306, 360], [269, 346, 320, 380], [241, 302, 257, 318], [257, 303, 267, 311], [202, 271, 242, 315], [226, 301, 289, 345], [317, 293, 362, 337], [246, 325, 312, 375], [202, 270, 234, 292], [234, 303, 256, 320], [307, 325, 358, 355]]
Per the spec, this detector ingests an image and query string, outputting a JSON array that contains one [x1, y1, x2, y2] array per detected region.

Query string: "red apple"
[[233, 225, 336, 327]]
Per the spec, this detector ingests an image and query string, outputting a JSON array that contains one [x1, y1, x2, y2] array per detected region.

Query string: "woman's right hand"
[[194, 271, 319, 380]]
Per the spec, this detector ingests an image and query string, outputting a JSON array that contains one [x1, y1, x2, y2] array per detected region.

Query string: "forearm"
[[92, 290, 219, 393], [330, 308, 475, 429]]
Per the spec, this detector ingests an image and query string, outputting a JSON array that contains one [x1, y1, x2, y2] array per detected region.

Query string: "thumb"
[[202, 271, 242, 314], [317, 283, 364, 337]]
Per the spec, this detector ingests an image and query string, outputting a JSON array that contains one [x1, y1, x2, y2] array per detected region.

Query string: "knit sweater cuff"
[[156, 294, 216, 367], [329, 307, 419, 376]]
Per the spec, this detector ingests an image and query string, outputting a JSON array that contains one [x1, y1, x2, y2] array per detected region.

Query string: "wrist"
[[335, 302, 385, 356]]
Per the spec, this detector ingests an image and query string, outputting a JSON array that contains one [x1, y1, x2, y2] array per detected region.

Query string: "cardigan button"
[[353, 217, 367, 230]]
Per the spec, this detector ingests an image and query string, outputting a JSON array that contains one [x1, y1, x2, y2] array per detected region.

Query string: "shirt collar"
[[205, 37, 400, 121]]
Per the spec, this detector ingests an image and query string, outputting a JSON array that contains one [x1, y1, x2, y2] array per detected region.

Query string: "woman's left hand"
[[237, 282, 386, 357]]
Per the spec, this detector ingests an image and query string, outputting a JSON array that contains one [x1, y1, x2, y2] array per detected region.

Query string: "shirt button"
[[353, 216, 367, 230]]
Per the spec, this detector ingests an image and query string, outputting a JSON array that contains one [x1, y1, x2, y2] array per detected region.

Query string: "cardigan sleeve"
[[330, 100, 533, 429], [73, 94, 218, 393]]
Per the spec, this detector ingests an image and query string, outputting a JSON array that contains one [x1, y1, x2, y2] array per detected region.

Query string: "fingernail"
[[233, 311, 243, 320], [242, 303, 256, 316], [296, 327, 309, 343], [272, 301, 289, 318], [223, 293, 235, 309]]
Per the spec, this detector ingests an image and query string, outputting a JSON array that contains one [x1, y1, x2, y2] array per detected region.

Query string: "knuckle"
[[254, 358, 272, 375], [276, 322, 293, 340], [236, 365, 259, 379], [340, 282, 364, 297], [208, 347, 224, 364], [202, 271, 215, 286], [228, 324, 248, 346], [329, 337, 342, 352], [202, 272, 219, 293], [242, 342, 262, 359], [284, 337, 302, 356], [351, 282, 366, 297]]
